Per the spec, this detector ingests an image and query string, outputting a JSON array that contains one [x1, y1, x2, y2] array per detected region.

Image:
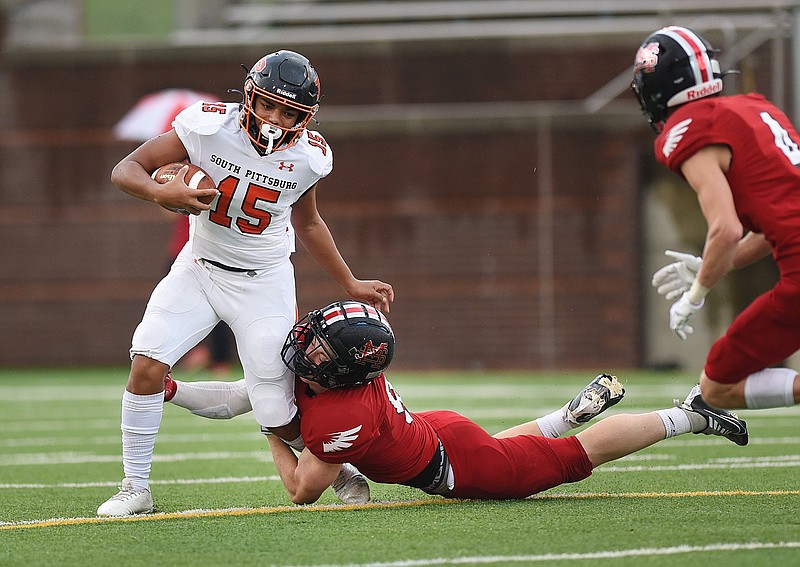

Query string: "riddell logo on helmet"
[[686, 82, 722, 100], [277, 88, 297, 99]]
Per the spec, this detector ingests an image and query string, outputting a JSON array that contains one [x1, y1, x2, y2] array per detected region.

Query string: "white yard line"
[[281, 542, 800, 567], [2, 453, 800, 486], [0, 476, 279, 489], [0, 450, 269, 466]]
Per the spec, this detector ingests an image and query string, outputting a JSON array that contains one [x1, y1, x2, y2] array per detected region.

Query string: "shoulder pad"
[[301, 129, 333, 176], [173, 101, 237, 137]]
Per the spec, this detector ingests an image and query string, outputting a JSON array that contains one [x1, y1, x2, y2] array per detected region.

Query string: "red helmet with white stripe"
[[631, 26, 724, 132], [281, 301, 395, 389]]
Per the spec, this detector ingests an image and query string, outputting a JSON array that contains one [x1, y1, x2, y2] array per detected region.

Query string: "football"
[[151, 162, 216, 204]]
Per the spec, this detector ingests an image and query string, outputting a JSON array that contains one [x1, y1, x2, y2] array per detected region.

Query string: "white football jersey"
[[173, 101, 333, 270]]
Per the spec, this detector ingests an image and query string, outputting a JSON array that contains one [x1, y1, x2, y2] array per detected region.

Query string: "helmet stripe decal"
[[322, 302, 380, 324], [319, 301, 393, 334], [662, 26, 711, 84], [322, 305, 346, 325]]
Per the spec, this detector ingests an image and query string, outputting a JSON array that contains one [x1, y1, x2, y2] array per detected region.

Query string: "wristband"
[[687, 280, 709, 304]]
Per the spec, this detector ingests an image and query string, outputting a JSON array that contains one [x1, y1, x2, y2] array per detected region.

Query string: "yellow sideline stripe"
[[0, 499, 460, 530], [3, 490, 799, 531]]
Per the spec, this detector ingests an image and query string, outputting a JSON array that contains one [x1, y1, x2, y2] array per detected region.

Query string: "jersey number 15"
[[208, 175, 279, 235]]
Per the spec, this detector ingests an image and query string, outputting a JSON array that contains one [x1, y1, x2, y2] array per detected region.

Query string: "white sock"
[[743, 368, 796, 409], [121, 391, 163, 491], [171, 378, 251, 419], [655, 407, 696, 438], [535, 404, 575, 438]]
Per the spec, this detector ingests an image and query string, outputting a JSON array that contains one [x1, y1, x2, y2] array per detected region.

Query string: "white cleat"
[[97, 478, 154, 517], [565, 374, 625, 425], [331, 463, 370, 505]]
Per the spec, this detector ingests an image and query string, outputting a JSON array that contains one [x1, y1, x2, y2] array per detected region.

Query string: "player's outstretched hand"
[[651, 250, 703, 300], [669, 291, 704, 340], [348, 280, 394, 313]]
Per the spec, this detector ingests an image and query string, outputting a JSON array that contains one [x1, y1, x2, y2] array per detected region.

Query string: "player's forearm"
[[266, 435, 304, 501], [111, 159, 162, 203], [266, 436, 328, 504], [732, 232, 773, 269], [696, 221, 741, 291]]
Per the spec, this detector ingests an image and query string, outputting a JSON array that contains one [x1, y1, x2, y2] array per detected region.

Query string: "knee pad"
[[744, 368, 796, 409], [131, 313, 171, 355], [250, 384, 296, 428]]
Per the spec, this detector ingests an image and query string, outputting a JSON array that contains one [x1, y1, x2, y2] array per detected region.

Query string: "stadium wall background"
[[0, 33, 779, 370]]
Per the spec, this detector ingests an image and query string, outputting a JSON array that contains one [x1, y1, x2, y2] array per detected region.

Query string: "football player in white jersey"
[[98, 50, 393, 516]]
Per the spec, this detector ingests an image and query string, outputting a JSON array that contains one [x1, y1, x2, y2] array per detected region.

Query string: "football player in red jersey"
[[168, 300, 747, 504], [632, 26, 800, 414]]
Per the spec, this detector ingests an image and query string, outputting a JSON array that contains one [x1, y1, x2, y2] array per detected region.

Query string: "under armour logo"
[[279, 161, 294, 172]]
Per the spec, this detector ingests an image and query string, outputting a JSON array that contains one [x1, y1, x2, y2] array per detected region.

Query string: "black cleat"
[[678, 385, 748, 446]]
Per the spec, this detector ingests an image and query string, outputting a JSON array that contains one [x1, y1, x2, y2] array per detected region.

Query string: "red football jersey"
[[655, 93, 800, 259], [296, 375, 594, 499], [656, 93, 800, 382], [295, 375, 439, 484]]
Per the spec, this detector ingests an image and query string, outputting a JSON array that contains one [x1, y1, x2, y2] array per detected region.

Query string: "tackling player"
[[632, 27, 800, 413], [98, 51, 392, 516], [166, 300, 747, 504]]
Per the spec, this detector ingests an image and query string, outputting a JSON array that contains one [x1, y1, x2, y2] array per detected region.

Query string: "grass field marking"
[[664, 435, 800, 447], [0, 431, 263, 449], [0, 476, 280, 489], [597, 457, 800, 473], [7, 451, 794, 471], [530, 489, 800, 500], [0, 450, 269, 466], [2, 489, 799, 531], [711, 454, 800, 463], [280, 541, 800, 566], [0, 498, 460, 530], [1, 451, 798, 488]]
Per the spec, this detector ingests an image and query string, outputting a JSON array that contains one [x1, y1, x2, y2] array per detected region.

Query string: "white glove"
[[669, 292, 704, 340], [651, 250, 703, 300]]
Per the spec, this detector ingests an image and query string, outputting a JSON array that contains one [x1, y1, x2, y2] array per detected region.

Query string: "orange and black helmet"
[[239, 50, 320, 154]]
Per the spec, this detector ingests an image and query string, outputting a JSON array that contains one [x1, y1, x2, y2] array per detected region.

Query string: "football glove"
[[669, 292, 704, 340], [651, 250, 703, 300]]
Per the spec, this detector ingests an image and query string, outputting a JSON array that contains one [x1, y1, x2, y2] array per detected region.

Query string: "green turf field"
[[1, 368, 798, 566]]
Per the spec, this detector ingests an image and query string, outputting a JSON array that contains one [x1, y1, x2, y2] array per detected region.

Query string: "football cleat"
[[97, 478, 154, 517], [565, 374, 626, 425], [164, 371, 177, 402], [331, 463, 370, 505], [677, 385, 748, 446]]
